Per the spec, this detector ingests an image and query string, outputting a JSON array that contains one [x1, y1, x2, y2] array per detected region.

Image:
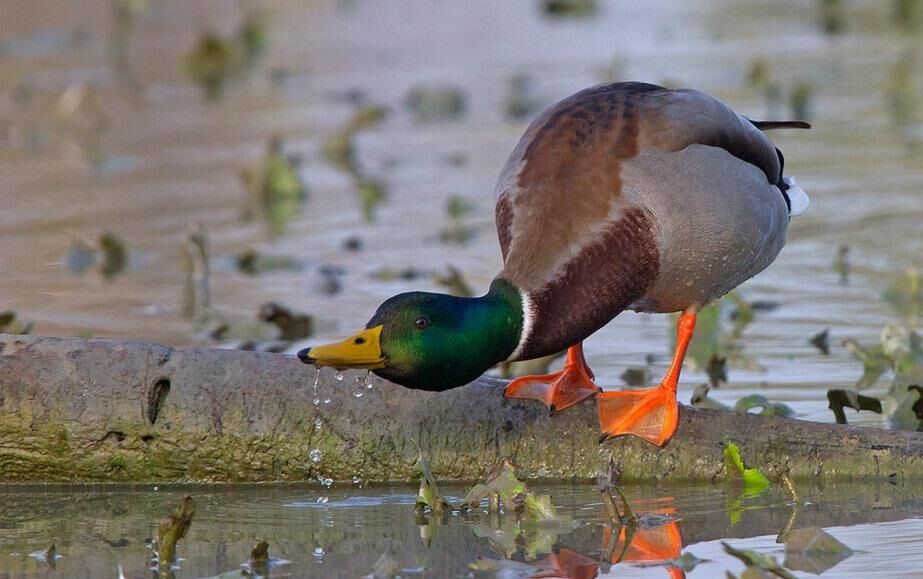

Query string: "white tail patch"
[[784, 176, 809, 216]]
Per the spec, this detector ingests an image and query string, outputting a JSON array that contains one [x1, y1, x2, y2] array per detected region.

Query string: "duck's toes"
[[503, 365, 601, 414], [597, 384, 678, 447]]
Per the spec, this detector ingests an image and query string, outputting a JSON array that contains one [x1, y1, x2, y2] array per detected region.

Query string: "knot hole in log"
[[147, 378, 171, 425]]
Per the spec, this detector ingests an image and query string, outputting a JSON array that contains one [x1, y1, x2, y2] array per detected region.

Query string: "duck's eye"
[[414, 316, 429, 330]]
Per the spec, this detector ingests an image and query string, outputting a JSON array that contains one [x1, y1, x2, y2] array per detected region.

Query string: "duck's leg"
[[503, 342, 602, 415], [597, 308, 697, 446]]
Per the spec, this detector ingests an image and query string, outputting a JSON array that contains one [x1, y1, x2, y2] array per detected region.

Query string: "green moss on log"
[[3, 334, 923, 483]]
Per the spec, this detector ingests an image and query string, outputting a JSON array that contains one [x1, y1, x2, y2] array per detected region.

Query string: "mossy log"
[[2, 333, 923, 483]]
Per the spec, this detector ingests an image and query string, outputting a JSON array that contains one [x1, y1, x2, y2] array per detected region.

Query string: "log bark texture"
[[2, 333, 923, 483]]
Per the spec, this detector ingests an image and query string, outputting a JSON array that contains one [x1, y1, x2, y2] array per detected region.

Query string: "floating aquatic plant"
[[819, 0, 845, 35], [258, 303, 313, 341], [110, 0, 147, 94], [746, 58, 772, 90], [620, 366, 650, 387], [241, 136, 308, 238], [99, 233, 128, 280], [833, 244, 851, 284], [542, 0, 597, 18], [887, 51, 918, 130], [357, 178, 387, 223], [838, 324, 923, 429], [894, 0, 923, 33], [184, 31, 241, 101], [404, 86, 466, 123], [183, 11, 267, 101], [238, 11, 267, 69], [735, 394, 795, 417], [235, 248, 300, 275], [789, 82, 813, 122], [882, 266, 921, 322], [505, 74, 541, 121], [676, 291, 763, 380], [322, 105, 389, 222], [432, 265, 474, 297], [440, 195, 479, 245], [65, 233, 129, 280], [691, 385, 793, 418]]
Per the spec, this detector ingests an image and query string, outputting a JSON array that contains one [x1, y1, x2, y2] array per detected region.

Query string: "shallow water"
[[2, 481, 923, 578], [2, 0, 922, 425], [3, 0, 923, 577]]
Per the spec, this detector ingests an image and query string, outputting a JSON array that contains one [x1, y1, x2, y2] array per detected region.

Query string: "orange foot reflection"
[[602, 517, 686, 578], [529, 548, 600, 579]]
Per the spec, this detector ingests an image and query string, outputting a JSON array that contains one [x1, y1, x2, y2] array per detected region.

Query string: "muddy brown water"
[[2, 0, 923, 576]]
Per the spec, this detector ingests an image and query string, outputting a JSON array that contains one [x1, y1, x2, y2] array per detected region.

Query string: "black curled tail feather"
[[749, 120, 812, 130]]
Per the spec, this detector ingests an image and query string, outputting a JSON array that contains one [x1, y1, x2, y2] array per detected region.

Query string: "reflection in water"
[[4, 0, 923, 577], [602, 519, 683, 571], [0, 481, 919, 577]]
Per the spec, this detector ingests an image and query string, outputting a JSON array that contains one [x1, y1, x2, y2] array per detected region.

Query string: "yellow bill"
[[297, 325, 386, 370]]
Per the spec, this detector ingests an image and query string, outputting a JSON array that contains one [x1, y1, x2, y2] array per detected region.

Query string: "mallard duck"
[[298, 81, 809, 447]]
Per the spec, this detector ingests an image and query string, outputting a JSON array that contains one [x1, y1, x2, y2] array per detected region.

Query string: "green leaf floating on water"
[[734, 394, 795, 417], [724, 442, 770, 495]]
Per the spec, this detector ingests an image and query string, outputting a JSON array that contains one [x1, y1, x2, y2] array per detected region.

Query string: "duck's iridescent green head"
[[298, 280, 523, 391]]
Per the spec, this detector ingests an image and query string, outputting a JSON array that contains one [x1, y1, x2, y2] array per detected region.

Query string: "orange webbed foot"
[[596, 384, 679, 446], [504, 343, 601, 414], [597, 308, 697, 447]]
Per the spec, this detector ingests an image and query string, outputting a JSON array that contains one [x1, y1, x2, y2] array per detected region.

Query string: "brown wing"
[[494, 83, 785, 282]]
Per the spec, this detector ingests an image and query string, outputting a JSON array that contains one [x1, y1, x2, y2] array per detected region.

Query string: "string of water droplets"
[[310, 368, 324, 465], [352, 370, 373, 397], [307, 368, 371, 494]]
